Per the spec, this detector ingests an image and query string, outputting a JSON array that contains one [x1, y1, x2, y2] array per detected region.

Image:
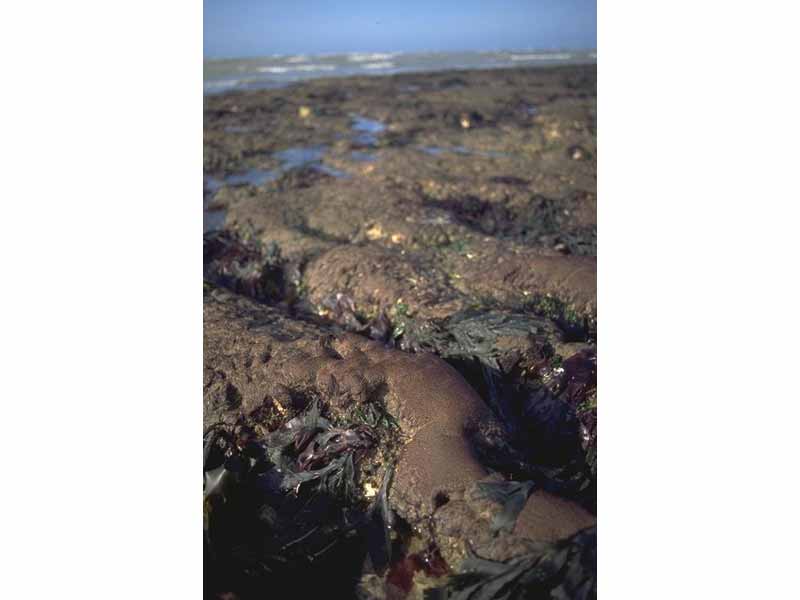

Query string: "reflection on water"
[[351, 115, 386, 134], [313, 164, 350, 178], [350, 115, 386, 147], [203, 146, 353, 231], [274, 146, 327, 169], [274, 145, 350, 178]]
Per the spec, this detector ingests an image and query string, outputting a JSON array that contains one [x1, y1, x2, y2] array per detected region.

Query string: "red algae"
[[386, 543, 450, 597]]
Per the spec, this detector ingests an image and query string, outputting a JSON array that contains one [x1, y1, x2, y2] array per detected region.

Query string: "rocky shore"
[[204, 64, 597, 599]]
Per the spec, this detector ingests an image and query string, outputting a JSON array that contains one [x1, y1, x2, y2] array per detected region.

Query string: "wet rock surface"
[[204, 64, 596, 599]]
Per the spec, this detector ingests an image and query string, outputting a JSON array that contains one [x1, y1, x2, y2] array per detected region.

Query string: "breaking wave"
[[510, 53, 574, 61], [361, 61, 394, 70], [258, 64, 337, 73], [348, 52, 396, 62]]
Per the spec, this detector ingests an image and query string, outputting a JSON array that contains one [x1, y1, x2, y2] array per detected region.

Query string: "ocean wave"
[[510, 53, 573, 61], [295, 64, 336, 72], [348, 52, 395, 62], [361, 61, 394, 70], [286, 55, 308, 63], [205, 79, 240, 88], [258, 64, 336, 74]]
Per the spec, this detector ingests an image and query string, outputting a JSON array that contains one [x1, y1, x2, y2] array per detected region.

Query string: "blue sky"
[[204, 0, 596, 59]]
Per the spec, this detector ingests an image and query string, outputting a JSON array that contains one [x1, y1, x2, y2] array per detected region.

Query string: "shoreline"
[[204, 61, 597, 98]]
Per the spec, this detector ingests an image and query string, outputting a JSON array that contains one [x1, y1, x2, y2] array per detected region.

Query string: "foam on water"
[[296, 64, 336, 72], [511, 53, 573, 61], [361, 62, 395, 70], [258, 64, 336, 74], [348, 52, 396, 62]]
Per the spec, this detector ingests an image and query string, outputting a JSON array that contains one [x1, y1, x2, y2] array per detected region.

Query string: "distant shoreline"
[[204, 49, 596, 96]]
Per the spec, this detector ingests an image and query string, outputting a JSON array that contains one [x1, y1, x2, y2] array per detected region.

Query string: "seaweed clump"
[[204, 401, 397, 599], [428, 526, 596, 600], [423, 192, 596, 256], [390, 309, 596, 510], [203, 230, 286, 303], [474, 480, 537, 535], [318, 293, 394, 342], [549, 348, 597, 477]]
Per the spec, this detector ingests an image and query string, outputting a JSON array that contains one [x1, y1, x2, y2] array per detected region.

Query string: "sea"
[[204, 50, 596, 95]]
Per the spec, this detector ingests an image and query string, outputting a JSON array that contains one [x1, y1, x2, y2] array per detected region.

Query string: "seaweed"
[[387, 541, 451, 595], [474, 480, 537, 535], [204, 401, 388, 598], [364, 463, 396, 574], [521, 294, 594, 343], [203, 230, 286, 303], [426, 527, 596, 600], [553, 349, 597, 477], [319, 292, 394, 342], [472, 363, 596, 510], [383, 307, 595, 508], [397, 309, 559, 369], [422, 192, 596, 256], [346, 400, 400, 434]]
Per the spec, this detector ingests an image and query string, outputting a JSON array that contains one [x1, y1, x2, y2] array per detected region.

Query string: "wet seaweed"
[[396, 309, 559, 368], [306, 296, 596, 511], [551, 348, 597, 477], [385, 308, 595, 509], [470, 361, 596, 510], [422, 192, 596, 256], [204, 401, 389, 599], [364, 464, 396, 574], [320, 292, 395, 342], [521, 294, 594, 342], [474, 480, 537, 535], [387, 541, 451, 595], [203, 230, 286, 303], [426, 527, 596, 600]]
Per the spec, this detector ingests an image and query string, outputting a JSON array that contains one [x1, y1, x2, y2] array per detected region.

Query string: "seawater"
[[204, 49, 596, 95]]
